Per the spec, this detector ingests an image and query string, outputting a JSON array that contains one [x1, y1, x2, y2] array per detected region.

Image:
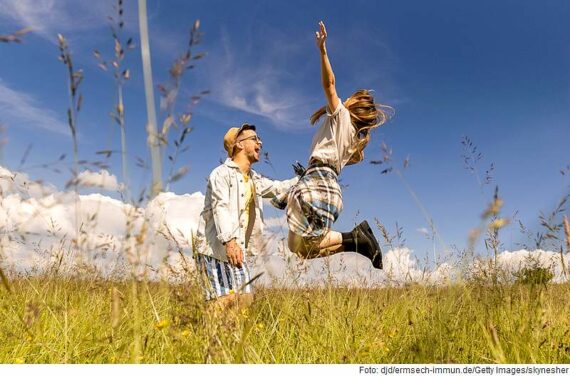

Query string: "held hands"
[[315, 21, 327, 53], [225, 238, 243, 267], [292, 161, 306, 177]]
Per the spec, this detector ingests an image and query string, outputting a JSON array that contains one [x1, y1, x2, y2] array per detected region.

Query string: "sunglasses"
[[237, 135, 263, 144]]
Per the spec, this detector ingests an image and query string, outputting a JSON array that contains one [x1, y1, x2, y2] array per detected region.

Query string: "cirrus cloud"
[[0, 79, 68, 135]]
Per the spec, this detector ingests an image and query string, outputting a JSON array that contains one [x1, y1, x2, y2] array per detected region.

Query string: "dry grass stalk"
[[159, 19, 207, 191], [0, 267, 11, 293], [469, 186, 508, 252], [93, 0, 136, 200], [111, 287, 121, 330], [57, 33, 84, 266], [372, 141, 448, 262], [461, 136, 494, 192], [564, 216, 570, 253], [478, 320, 507, 363], [0, 27, 32, 43]]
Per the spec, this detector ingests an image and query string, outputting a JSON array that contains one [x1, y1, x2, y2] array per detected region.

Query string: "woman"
[[285, 21, 391, 269]]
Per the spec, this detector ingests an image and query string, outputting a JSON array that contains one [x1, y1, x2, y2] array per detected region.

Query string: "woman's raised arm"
[[316, 21, 340, 112]]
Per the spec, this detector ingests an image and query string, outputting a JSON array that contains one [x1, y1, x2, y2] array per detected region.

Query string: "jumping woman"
[[283, 21, 392, 269]]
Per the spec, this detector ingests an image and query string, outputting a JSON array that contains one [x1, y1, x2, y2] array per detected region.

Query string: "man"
[[194, 123, 298, 307]]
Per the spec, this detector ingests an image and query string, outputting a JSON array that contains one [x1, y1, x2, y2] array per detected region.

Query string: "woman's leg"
[[288, 230, 344, 259], [287, 222, 383, 269]]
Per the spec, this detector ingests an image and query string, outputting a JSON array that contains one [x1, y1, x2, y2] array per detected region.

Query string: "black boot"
[[351, 220, 383, 269]]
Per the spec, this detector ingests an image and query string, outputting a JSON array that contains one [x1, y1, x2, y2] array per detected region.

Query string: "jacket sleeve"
[[209, 169, 238, 244], [255, 174, 299, 199]]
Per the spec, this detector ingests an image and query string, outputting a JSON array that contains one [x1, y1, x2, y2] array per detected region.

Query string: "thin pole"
[[138, 0, 162, 197]]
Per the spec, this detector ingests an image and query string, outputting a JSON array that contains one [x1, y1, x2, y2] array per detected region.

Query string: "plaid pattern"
[[195, 254, 253, 301], [285, 165, 343, 238]]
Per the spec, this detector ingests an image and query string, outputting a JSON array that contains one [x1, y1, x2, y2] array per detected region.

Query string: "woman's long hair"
[[310, 89, 392, 165]]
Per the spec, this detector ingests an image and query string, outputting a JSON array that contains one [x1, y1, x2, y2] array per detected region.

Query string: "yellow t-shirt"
[[240, 173, 256, 247]]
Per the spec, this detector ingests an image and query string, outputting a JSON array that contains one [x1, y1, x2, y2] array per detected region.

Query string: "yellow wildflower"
[[155, 319, 170, 330], [489, 218, 510, 230], [482, 198, 503, 218]]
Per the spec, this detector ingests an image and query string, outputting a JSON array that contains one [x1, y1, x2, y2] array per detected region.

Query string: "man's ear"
[[234, 141, 243, 153]]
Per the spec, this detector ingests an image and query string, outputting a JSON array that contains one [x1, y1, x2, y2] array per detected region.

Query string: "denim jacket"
[[194, 158, 298, 262]]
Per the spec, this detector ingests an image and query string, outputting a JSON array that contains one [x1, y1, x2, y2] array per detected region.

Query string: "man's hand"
[[292, 161, 306, 177], [225, 238, 243, 267], [315, 21, 327, 53]]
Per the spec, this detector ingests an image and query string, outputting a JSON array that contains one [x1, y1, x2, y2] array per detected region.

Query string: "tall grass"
[[93, 0, 136, 201], [2, 2, 570, 366], [2, 278, 570, 363]]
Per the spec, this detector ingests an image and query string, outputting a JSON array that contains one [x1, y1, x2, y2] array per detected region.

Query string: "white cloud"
[[76, 169, 124, 191], [0, 166, 204, 278], [145, 191, 205, 249], [1, 165, 569, 287], [253, 244, 453, 288], [469, 249, 570, 284], [0, 0, 124, 40], [0, 166, 56, 198], [0, 79, 68, 135]]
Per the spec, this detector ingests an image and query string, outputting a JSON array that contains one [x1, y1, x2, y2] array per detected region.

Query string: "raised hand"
[[315, 21, 327, 52]]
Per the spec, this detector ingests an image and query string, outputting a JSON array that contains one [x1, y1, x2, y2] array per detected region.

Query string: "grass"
[[2, 277, 570, 364], [2, 3, 569, 366]]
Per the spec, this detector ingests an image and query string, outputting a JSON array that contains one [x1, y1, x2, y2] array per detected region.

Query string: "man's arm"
[[316, 21, 340, 113], [209, 169, 243, 266], [255, 174, 299, 200]]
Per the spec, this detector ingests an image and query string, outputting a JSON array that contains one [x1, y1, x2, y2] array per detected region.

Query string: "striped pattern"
[[285, 165, 343, 238], [195, 254, 253, 301]]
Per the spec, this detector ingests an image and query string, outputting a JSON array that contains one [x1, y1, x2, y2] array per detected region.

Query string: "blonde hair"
[[310, 89, 392, 165]]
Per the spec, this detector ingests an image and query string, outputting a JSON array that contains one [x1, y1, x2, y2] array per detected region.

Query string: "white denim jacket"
[[194, 158, 298, 262]]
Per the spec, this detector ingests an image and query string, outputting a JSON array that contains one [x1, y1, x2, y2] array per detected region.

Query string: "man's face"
[[235, 129, 262, 163]]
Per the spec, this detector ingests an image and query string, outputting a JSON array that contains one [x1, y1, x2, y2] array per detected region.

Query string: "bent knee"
[[287, 232, 301, 254], [288, 232, 320, 259]]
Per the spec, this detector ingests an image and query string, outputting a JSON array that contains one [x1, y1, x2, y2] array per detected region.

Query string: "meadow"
[[2, 275, 570, 364], [2, 1, 570, 366]]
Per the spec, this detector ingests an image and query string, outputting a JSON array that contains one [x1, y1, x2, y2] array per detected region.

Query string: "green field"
[[2, 11, 570, 366], [1, 276, 570, 364]]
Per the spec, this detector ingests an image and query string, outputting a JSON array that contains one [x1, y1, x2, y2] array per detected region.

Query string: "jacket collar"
[[223, 158, 258, 177], [223, 158, 240, 169]]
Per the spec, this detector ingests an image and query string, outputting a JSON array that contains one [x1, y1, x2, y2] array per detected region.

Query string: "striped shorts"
[[286, 165, 343, 238], [195, 253, 253, 301]]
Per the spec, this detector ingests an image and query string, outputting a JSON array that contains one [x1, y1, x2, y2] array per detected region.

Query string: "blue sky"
[[1, 0, 569, 260]]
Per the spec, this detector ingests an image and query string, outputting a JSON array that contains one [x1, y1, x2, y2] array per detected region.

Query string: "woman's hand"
[[315, 21, 327, 53]]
